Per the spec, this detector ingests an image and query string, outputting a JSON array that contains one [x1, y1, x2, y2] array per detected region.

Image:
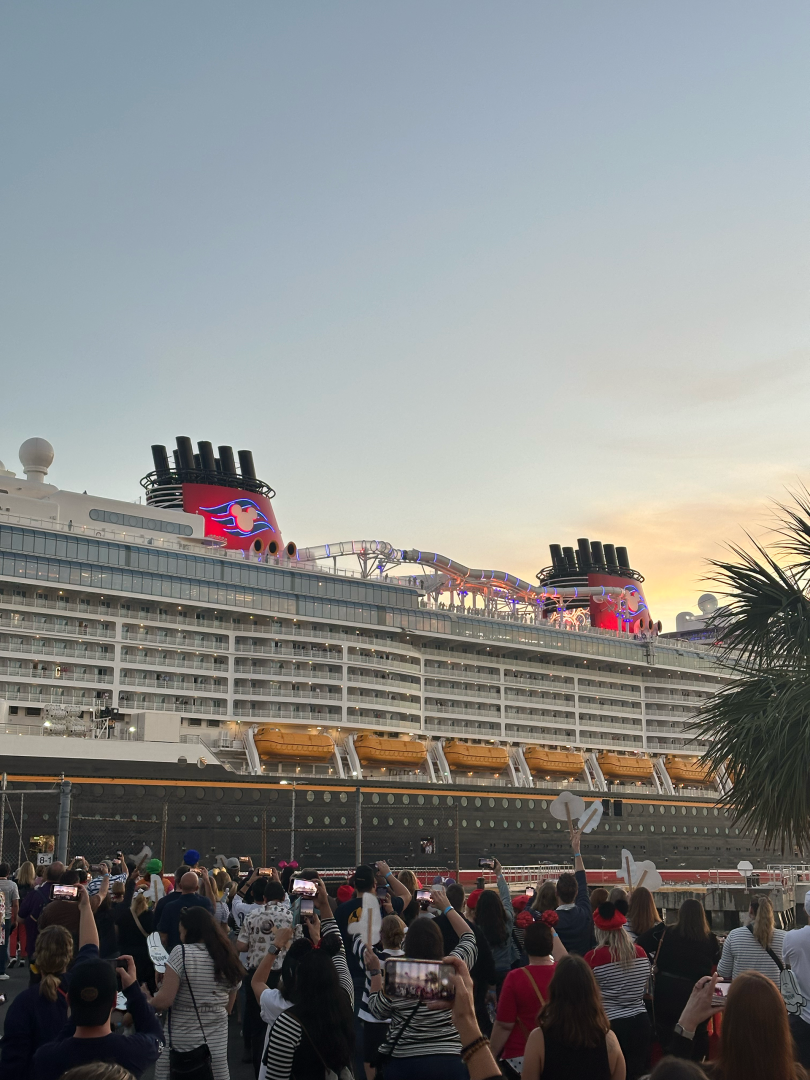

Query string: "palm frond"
[[695, 674, 810, 853], [706, 538, 810, 675], [773, 488, 810, 585]]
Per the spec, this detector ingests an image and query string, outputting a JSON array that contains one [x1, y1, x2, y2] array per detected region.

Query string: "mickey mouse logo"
[[199, 498, 274, 538]]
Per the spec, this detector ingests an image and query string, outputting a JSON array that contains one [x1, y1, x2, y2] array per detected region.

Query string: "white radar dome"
[[19, 437, 54, 482], [697, 593, 718, 615]]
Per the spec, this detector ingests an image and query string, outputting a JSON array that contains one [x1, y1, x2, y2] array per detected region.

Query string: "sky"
[[1, 2, 808, 630]]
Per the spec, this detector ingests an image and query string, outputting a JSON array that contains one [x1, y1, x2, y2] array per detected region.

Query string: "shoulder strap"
[[383, 1002, 421, 1058], [181, 943, 209, 1045], [131, 909, 149, 938], [521, 965, 547, 1007], [747, 924, 784, 971], [652, 927, 667, 969]]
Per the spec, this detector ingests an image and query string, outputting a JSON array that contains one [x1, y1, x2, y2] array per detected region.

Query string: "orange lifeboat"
[[354, 733, 427, 767], [524, 748, 584, 778], [598, 752, 654, 782], [443, 741, 509, 773], [254, 727, 335, 763], [665, 755, 714, 787]]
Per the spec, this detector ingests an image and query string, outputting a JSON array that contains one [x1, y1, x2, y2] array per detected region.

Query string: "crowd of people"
[[0, 831, 808, 1079]]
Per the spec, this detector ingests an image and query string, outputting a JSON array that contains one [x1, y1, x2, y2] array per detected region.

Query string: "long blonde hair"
[[131, 891, 149, 918], [16, 861, 36, 887], [595, 926, 637, 969], [751, 896, 775, 949], [34, 925, 73, 1001]]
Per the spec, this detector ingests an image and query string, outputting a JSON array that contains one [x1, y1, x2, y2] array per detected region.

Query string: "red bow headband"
[[278, 861, 300, 870]]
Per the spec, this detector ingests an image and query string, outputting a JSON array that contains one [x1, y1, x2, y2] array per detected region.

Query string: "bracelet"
[[572, 851, 581, 857], [385, 871, 392, 879], [461, 1035, 489, 1063], [368, 969, 381, 977]]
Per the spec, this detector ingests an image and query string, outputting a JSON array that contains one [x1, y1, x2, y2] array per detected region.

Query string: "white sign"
[[578, 800, 604, 834], [616, 849, 662, 891], [35, 852, 53, 867], [549, 791, 586, 826]]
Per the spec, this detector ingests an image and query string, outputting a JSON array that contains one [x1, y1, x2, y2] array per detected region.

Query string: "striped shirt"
[[259, 919, 353, 1080], [585, 944, 651, 1020], [367, 930, 478, 1058], [352, 935, 404, 1022], [718, 925, 786, 984]]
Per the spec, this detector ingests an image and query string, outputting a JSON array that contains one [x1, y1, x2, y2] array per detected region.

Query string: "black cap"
[[353, 865, 375, 890], [68, 959, 118, 1026]]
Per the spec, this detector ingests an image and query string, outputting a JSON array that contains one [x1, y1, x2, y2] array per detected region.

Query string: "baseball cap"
[[68, 960, 118, 1026], [353, 865, 375, 890], [145, 858, 162, 875], [184, 850, 200, 867], [225, 858, 240, 874]]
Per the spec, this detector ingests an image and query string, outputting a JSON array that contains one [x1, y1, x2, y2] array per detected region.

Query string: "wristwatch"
[[673, 1023, 696, 1040], [267, 945, 279, 956], [368, 969, 381, 977]]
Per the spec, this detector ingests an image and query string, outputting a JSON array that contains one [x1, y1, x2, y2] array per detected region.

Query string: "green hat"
[[145, 858, 162, 874]]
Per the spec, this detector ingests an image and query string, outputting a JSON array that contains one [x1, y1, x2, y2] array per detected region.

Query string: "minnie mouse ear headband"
[[594, 901, 626, 931], [278, 861, 300, 871], [540, 909, 559, 927]]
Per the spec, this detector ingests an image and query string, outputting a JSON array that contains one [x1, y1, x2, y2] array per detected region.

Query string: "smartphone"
[[115, 957, 129, 969], [376, 887, 389, 901], [714, 981, 731, 998], [258, 868, 275, 877], [478, 858, 495, 870], [300, 897, 315, 917], [525, 886, 536, 897], [53, 884, 78, 901], [384, 958, 456, 1002], [291, 879, 318, 898], [416, 887, 432, 909], [239, 857, 252, 870]]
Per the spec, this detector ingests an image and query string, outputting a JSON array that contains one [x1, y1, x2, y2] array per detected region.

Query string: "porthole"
[[418, 818, 424, 827], [155, 786, 166, 798], [432, 796, 439, 806], [340, 792, 348, 803], [693, 827, 698, 834], [233, 789, 241, 800], [180, 814, 186, 822], [639, 825, 644, 832], [387, 794, 394, 804], [308, 791, 317, 802], [489, 820, 495, 829], [515, 799, 522, 809], [691, 807, 697, 816], [626, 804, 633, 815], [650, 825, 655, 833], [627, 825, 632, 832], [306, 815, 314, 824], [462, 819, 468, 828], [528, 800, 535, 809], [542, 821, 547, 830], [270, 816, 276, 823], [488, 798, 495, 808], [461, 797, 467, 807], [670, 806, 676, 815], [541, 800, 548, 810], [214, 789, 223, 800], [324, 815, 330, 825], [476, 820, 481, 828], [177, 788, 186, 799], [389, 817, 394, 826], [616, 824, 622, 832], [703, 827, 708, 834], [502, 820, 508, 828], [502, 799, 509, 808], [418, 795, 425, 805], [681, 807, 687, 816], [604, 823, 610, 831], [216, 814, 221, 822], [447, 797, 454, 806], [475, 798, 482, 808], [253, 815, 258, 822], [516, 820, 521, 829], [135, 786, 145, 798], [556, 822, 561, 830], [234, 815, 240, 823], [715, 827, 719, 834], [648, 805, 654, 814], [529, 821, 535, 830], [341, 816, 347, 825], [433, 818, 439, 826], [403, 817, 409, 826], [713, 808, 719, 817], [251, 790, 260, 801], [372, 817, 378, 825], [447, 819, 453, 827], [403, 795, 410, 805], [725, 828, 729, 835], [196, 788, 205, 800], [702, 808, 708, 816], [323, 792, 331, 803], [682, 827, 687, 834], [735, 828, 740, 835], [372, 794, 380, 804]]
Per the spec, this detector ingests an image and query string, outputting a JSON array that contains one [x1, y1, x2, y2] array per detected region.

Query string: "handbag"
[[167, 944, 215, 1080], [747, 925, 808, 1016]]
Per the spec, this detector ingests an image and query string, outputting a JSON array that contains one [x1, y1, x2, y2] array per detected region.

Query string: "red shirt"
[[496, 962, 556, 1058]]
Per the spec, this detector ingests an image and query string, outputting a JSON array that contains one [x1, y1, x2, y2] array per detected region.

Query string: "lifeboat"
[[523, 748, 584, 778], [443, 741, 509, 773], [254, 727, 335, 762], [354, 733, 427, 767], [598, 752, 654, 782], [665, 755, 714, 787]]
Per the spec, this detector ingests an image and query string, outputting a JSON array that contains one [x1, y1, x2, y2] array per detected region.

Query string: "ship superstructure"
[[0, 437, 750, 870]]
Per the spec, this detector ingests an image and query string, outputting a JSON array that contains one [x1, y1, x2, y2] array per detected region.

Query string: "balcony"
[[0, 614, 114, 639], [346, 670, 421, 689], [504, 688, 575, 705], [232, 686, 343, 702], [422, 683, 500, 701], [236, 663, 342, 681], [120, 652, 227, 672], [0, 663, 113, 685], [119, 674, 227, 692], [118, 696, 227, 715], [235, 643, 342, 661], [346, 654, 421, 675], [0, 637, 112, 661], [424, 701, 501, 718], [232, 704, 342, 720], [2, 688, 110, 705]]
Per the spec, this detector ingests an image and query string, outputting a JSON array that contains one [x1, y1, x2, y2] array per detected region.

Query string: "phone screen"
[[714, 981, 731, 998], [258, 868, 275, 877], [376, 887, 389, 900], [525, 887, 536, 897], [384, 959, 456, 1002], [478, 858, 495, 869], [53, 884, 78, 901], [292, 879, 318, 898], [416, 888, 432, 901], [300, 897, 315, 916]]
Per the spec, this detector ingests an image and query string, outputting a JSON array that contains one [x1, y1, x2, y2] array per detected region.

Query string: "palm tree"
[[694, 491, 810, 855]]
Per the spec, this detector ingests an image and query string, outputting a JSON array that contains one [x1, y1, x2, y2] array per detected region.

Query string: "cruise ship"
[[0, 437, 755, 872]]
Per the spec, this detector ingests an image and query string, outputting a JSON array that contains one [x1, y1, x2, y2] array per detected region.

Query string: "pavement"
[[0, 957, 255, 1080]]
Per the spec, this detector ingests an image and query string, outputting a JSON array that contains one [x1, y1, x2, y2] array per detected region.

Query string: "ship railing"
[[424, 684, 501, 701], [424, 703, 501, 718], [235, 668, 344, 682], [1, 688, 110, 706], [123, 654, 227, 671], [0, 664, 114, 685], [0, 614, 114, 638], [234, 643, 345, 661], [118, 676, 227, 692], [346, 671, 421, 688], [233, 688, 343, 701], [117, 698, 227, 715], [346, 654, 422, 674]]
